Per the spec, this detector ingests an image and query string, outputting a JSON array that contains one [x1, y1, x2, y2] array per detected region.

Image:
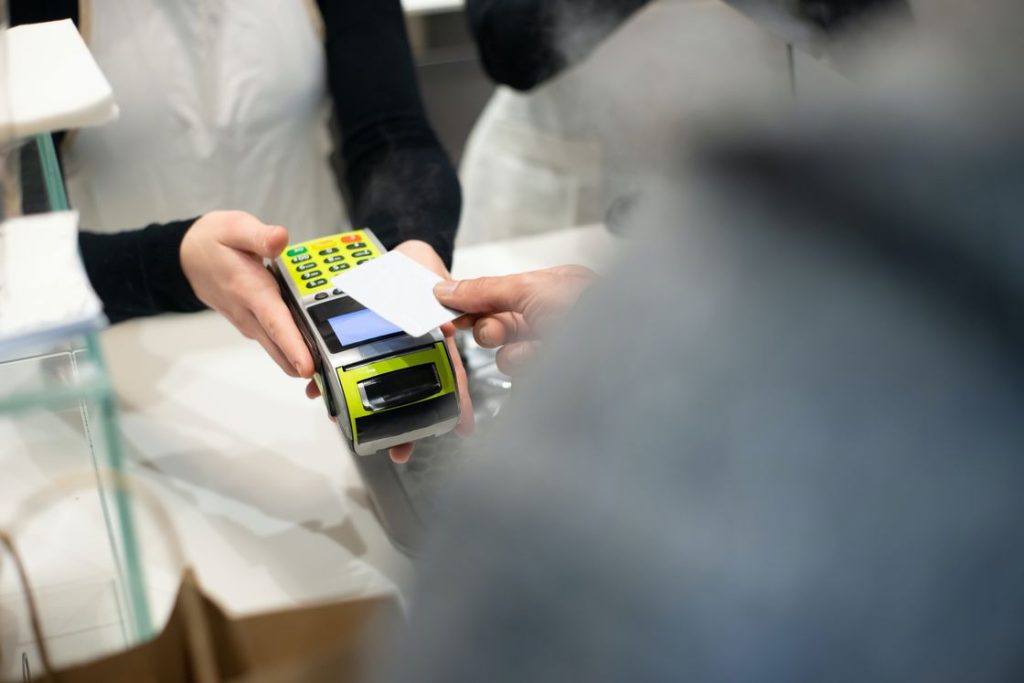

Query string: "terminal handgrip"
[[359, 365, 441, 412]]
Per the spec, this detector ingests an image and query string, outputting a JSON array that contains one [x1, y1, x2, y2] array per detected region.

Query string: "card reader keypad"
[[282, 230, 382, 297]]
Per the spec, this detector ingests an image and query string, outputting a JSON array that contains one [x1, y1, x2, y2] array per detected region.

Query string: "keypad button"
[[345, 242, 367, 250], [341, 233, 363, 243], [324, 255, 344, 264], [296, 262, 316, 272], [356, 259, 371, 265], [286, 246, 308, 257], [332, 289, 344, 296], [305, 279, 328, 289], [350, 249, 372, 258], [329, 263, 350, 272], [301, 270, 323, 280], [319, 247, 340, 256], [291, 254, 312, 263], [314, 292, 329, 300]]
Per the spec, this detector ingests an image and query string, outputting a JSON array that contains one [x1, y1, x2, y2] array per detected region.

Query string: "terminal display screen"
[[328, 309, 403, 347]]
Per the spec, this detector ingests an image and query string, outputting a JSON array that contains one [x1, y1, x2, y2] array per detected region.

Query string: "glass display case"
[[0, 134, 152, 678]]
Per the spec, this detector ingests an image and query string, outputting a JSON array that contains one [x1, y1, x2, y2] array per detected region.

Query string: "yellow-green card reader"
[[271, 229, 460, 455]]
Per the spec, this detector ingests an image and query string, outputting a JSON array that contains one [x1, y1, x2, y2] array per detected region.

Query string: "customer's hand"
[[304, 239, 475, 464], [181, 211, 314, 379], [433, 265, 595, 375]]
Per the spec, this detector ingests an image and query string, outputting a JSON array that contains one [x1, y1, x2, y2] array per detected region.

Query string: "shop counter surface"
[[94, 225, 616, 623]]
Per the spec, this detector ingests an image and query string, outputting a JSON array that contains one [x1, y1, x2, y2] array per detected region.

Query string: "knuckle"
[[218, 210, 249, 235]]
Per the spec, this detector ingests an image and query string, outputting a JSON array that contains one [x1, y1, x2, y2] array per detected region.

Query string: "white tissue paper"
[[0, 211, 106, 351], [1, 19, 118, 140]]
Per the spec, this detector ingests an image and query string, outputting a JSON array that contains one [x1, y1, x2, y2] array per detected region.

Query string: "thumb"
[[259, 225, 289, 259], [433, 274, 533, 316], [220, 213, 289, 259]]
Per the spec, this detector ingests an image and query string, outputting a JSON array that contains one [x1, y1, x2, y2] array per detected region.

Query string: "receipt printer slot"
[[359, 364, 440, 412]]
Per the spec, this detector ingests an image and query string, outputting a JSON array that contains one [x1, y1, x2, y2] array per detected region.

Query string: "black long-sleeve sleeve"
[[466, 0, 651, 91], [78, 221, 206, 324], [318, 0, 461, 269]]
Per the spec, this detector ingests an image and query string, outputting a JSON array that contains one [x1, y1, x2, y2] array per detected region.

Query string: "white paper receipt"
[[330, 251, 459, 338]]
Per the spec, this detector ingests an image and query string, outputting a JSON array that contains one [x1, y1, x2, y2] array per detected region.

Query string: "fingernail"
[[293, 361, 303, 375], [434, 281, 458, 298], [476, 322, 494, 345]]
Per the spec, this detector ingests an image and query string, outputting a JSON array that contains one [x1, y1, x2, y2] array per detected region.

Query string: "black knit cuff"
[[79, 218, 206, 324], [140, 217, 207, 315]]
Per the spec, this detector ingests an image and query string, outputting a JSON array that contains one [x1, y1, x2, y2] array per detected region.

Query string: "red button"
[[341, 233, 363, 243]]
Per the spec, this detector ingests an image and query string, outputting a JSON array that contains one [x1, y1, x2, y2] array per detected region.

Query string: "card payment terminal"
[[271, 229, 460, 456]]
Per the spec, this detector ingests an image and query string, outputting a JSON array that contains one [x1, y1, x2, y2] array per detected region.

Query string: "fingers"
[[435, 265, 595, 317], [260, 224, 290, 259], [433, 273, 536, 316], [496, 341, 540, 375], [184, 211, 317, 388], [305, 378, 320, 399], [249, 284, 315, 377], [237, 311, 299, 377], [445, 335, 476, 437], [218, 212, 289, 259], [452, 314, 479, 330], [389, 443, 414, 464], [473, 312, 529, 348]]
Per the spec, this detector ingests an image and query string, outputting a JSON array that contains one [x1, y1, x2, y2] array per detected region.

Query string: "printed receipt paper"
[[330, 251, 459, 338]]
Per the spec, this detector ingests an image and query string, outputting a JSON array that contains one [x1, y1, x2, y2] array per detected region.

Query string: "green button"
[[286, 246, 308, 257]]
